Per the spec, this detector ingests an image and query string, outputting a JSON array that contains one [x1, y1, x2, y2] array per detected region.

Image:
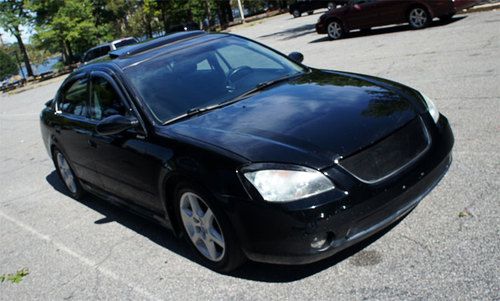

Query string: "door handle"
[[88, 139, 97, 148]]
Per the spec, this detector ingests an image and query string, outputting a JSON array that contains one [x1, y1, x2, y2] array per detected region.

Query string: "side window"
[[216, 44, 283, 70], [90, 76, 128, 120], [58, 78, 88, 116], [196, 59, 213, 71]]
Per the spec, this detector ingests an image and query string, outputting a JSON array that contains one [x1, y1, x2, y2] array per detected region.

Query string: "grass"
[[0, 268, 29, 284]]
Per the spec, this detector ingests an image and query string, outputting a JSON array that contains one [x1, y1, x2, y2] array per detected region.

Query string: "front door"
[[87, 72, 162, 211]]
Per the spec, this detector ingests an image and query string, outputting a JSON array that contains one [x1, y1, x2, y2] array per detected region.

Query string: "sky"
[[0, 26, 33, 45]]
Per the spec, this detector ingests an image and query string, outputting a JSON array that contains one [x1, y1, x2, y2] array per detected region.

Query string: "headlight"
[[243, 166, 334, 202], [421, 92, 440, 123]]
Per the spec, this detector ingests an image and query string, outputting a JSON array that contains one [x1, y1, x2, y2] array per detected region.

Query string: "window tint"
[[90, 77, 128, 120], [125, 36, 304, 123], [216, 44, 282, 70], [196, 59, 213, 71], [59, 78, 88, 116], [113, 38, 138, 49]]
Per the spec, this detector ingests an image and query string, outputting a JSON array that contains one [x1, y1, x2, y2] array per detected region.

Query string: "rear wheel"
[[327, 20, 344, 40], [175, 183, 245, 272], [293, 9, 301, 18], [53, 149, 84, 199], [408, 7, 431, 29]]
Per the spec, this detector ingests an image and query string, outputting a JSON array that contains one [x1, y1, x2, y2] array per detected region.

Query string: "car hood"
[[163, 70, 421, 169]]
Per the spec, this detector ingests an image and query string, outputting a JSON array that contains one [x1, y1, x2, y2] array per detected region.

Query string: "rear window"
[[113, 39, 138, 49], [84, 46, 111, 62]]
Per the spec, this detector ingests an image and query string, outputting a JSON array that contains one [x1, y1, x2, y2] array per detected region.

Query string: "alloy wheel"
[[56, 152, 77, 194], [179, 192, 226, 262], [327, 21, 343, 40], [409, 8, 429, 29]]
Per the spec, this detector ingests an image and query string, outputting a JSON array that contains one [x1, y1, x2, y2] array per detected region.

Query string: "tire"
[[307, 11, 314, 15], [293, 10, 301, 18], [174, 182, 245, 272], [327, 2, 335, 10], [327, 20, 344, 40], [408, 7, 431, 29], [53, 148, 85, 199]]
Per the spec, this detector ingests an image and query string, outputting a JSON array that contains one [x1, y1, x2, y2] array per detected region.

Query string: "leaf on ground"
[[458, 207, 474, 218], [0, 268, 29, 284]]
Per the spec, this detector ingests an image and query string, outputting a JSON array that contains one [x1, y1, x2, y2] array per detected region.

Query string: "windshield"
[[124, 36, 305, 123]]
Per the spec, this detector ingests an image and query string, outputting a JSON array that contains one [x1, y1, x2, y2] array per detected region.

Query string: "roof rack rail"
[[109, 31, 207, 59]]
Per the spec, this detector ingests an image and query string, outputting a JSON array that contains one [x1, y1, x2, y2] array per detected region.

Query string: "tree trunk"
[[13, 27, 33, 77], [204, 0, 211, 28], [217, 0, 233, 27], [160, 2, 169, 33]]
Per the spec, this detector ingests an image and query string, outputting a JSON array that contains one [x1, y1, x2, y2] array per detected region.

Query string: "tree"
[[0, 0, 34, 77], [31, 0, 112, 64], [0, 48, 18, 80]]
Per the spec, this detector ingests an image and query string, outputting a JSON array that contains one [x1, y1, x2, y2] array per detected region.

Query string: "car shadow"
[[259, 24, 317, 41], [309, 16, 467, 43], [46, 170, 407, 283], [45, 171, 201, 264]]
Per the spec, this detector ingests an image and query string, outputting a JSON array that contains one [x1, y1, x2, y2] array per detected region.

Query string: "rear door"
[[345, 0, 382, 29], [374, 0, 407, 25]]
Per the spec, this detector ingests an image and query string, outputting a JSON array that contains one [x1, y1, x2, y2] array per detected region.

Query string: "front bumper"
[[316, 22, 327, 34], [228, 114, 454, 265]]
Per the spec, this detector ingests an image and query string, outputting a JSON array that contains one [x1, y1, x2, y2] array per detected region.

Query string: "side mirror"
[[96, 115, 139, 135], [288, 52, 304, 63]]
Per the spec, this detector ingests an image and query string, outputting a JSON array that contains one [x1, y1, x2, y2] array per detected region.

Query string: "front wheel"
[[175, 183, 245, 272], [327, 20, 344, 40], [327, 2, 335, 10], [293, 10, 301, 18], [408, 7, 431, 29]]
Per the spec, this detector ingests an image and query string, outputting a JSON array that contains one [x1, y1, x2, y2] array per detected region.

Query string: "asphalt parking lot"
[[1, 10, 499, 300]]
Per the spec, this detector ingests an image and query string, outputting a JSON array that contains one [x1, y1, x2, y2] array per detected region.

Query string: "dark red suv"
[[316, 0, 480, 40]]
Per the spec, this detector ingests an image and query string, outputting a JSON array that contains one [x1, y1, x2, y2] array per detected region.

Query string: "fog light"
[[310, 233, 328, 249]]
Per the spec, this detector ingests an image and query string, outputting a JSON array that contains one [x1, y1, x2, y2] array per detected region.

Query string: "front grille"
[[339, 117, 430, 183]]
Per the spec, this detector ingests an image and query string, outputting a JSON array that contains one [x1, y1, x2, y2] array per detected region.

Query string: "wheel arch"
[[406, 2, 435, 19], [325, 16, 348, 31]]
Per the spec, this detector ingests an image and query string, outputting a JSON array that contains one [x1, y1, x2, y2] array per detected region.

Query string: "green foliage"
[[0, 48, 18, 80], [31, 0, 112, 62], [24, 0, 284, 67], [0, 0, 34, 76], [0, 268, 29, 284], [0, 0, 32, 35]]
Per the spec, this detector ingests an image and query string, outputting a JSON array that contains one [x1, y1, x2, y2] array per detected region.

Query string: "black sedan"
[[40, 31, 454, 272]]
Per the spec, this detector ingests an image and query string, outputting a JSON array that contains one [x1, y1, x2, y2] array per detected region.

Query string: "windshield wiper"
[[163, 104, 220, 125], [220, 73, 301, 107], [163, 73, 303, 125]]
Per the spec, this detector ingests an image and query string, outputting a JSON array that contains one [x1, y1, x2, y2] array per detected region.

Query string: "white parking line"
[[0, 210, 161, 301]]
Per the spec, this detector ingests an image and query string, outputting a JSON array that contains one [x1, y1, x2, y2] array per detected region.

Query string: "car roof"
[[79, 31, 230, 71]]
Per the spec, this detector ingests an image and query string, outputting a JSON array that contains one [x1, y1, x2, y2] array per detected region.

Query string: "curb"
[[460, 3, 500, 13]]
